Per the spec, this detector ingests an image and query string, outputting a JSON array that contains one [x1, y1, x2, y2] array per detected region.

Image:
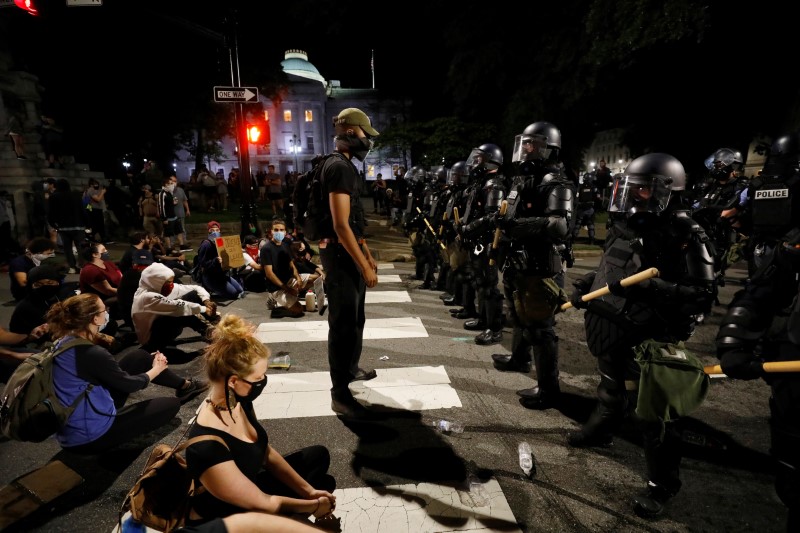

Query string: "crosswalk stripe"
[[376, 262, 395, 270], [254, 366, 462, 419], [256, 317, 428, 343], [378, 274, 402, 283], [366, 290, 412, 303], [116, 477, 520, 533]]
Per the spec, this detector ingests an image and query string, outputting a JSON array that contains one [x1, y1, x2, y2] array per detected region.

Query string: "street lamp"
[[289, 134, 301, 172]]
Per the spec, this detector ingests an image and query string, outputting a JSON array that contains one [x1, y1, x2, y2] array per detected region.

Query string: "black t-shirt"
[[185, 403, 269, 520], [260, 240, 293, 291], [319, 154, 361, 239], [9, 255, 35, 301]]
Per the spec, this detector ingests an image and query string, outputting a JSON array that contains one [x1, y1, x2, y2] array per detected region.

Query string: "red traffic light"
[[14, 0, 38, 15], [246, 124, 261, 143]]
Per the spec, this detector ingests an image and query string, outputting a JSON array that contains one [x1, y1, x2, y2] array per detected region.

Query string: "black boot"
[[633, 481, 676, 518], [566, 402, 618, 448], [517, 339, 561, 409], [475, 328, 502, 345], [492, 329, 531, 372], [463, 318, 486, 330]]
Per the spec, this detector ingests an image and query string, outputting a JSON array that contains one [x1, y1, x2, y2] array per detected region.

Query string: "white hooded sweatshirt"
[[131, 263, 211, 344]]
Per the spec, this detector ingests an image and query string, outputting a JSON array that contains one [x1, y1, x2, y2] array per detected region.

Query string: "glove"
[[569, 288, 589, 309], [456, 224, 465, 236], [720, 350, 764, 381], [607, 279, 626, 297], [203, 299, 218, 316], [495, 214, 515, 231]]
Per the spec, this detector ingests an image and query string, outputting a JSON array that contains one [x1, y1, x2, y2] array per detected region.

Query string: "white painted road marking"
[[256, 317, 428, 343]]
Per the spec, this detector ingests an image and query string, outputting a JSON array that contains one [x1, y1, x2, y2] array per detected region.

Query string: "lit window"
[[283, 110, 292, 122], [367, 165, 375, 178], [305, 110, 313, 123]]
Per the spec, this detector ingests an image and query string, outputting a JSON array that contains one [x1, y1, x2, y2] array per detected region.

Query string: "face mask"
[[98, 310, 110, 331], [161, 281, 174, 296], [234, 375, 268, 403], [273, 231, 285, 242], [100, 252, 110, 261], [33, 285, 60, 300], [31, 252, 55, 267], [351, 136, 373, 162], [165, 184, 175, 192], [209, 231, 221, 239]]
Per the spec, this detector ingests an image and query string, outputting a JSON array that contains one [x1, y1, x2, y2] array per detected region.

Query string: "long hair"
[[46, 293, 103, 340]]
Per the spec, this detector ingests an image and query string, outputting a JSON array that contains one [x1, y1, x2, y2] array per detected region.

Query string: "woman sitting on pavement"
[[47, 293, 208, 454], [195, 221, 245, 300], [79, 243, 123, 331], [184, 313, 336, 527]]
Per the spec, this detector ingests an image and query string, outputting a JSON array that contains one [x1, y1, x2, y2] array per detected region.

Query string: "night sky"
[[1, 0, 796, 178]]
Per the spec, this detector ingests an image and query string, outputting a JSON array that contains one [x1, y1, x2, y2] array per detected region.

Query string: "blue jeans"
[[319, 243, 366, 399]]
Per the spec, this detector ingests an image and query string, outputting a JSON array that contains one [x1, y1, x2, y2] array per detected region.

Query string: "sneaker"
[[176, 378, 210, 403], [633, 481, 675, 518], [16, 155, 27, 160], [67, 267, 78, 274]]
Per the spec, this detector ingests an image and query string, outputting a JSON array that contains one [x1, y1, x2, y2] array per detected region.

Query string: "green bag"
[[633, 339, 710, 429]]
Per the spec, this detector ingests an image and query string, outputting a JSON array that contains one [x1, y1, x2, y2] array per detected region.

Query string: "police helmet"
[[447, 161, 468, 186], [429, 165, 447, 185], [608, 153, 685, 216], [512, 121, 561, 163], [763, 131, 800, 176], [704, 147, 744, 178], [403, 165, 428, 185], [466, 143, 503, 173]]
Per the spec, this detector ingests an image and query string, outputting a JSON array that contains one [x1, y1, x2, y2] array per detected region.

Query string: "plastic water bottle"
[[432, 419, 464, 434], [121, 515, 146, 533], [305, 292, 316, 312], [269, 354, 291, 369], [518, 441, 534, 477]]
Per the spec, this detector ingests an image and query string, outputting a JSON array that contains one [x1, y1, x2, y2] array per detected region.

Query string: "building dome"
[[281, 50, 326, 84]]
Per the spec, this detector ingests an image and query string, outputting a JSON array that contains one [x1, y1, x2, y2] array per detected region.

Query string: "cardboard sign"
[[215, 235, 245, 269]]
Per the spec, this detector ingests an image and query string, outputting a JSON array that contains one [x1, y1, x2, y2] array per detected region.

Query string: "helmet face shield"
[[512, 134, 550, 163], [609, 174, 672, 215], [466, 148, 487, 171], [704, 148, 744, 174]]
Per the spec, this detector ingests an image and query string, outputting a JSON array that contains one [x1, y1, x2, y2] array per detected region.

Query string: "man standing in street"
[[317, 108, 381, 421]]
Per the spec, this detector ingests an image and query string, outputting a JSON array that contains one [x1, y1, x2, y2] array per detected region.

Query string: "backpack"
[[0, 338, 94, 442], [120, 426, 228, 533], [292, 153, 341, 241]]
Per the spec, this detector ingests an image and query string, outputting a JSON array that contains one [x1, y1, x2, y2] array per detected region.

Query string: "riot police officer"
[[690, 147, 748, 290], [490, 121, 575, 409], [573, 170, 601, 245], [440, 161, 470, 308], [567, 153, 716, 518], [457, 143, 507, 344], [740, 132, 800, 276], [715, 132, 800, 531], [401, 165, 430, 281]]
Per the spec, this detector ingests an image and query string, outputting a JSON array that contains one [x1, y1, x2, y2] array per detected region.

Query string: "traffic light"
[[14, 0, 39, 15], [246, 123, 261, 144]]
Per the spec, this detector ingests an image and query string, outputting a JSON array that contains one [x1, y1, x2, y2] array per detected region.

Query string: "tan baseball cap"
[[334, 108, 379, 137]]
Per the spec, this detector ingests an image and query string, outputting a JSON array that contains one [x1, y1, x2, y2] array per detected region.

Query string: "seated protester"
[[117, 249, 155, 331], [184, 314, 336, 526], [150, 234, 190, 279], [196, 221, 245, 299], [0, 323, 48, 383], [235, 234, 267, 293], [118, 230, 151, 274], [79, 243, 123, 334], [8, 264, 63, 348], [47, 293, 208, 454], [261, 219, 314, 318], [131, 262, 219, 355], [291, 241, 324, 279], [8, 237, 55, 301], [291, 229, 316, 262]]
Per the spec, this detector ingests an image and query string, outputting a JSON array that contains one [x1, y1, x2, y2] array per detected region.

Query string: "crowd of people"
[[1, 105, 798, 531]]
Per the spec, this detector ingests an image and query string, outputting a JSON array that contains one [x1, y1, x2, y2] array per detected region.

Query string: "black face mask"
[[234, 375, 268, 403], [338, 133, 372, 161], [100, 252, 110, 261], [32, 285, 60, 301]]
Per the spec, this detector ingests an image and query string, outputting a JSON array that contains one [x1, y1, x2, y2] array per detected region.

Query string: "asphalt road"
[[0, 214, 787, 533]]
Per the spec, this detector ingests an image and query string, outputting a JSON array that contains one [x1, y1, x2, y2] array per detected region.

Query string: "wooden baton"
[[489, 200, 508, 266], [704, 360, 800, 376], [560, 267, 660, 311]]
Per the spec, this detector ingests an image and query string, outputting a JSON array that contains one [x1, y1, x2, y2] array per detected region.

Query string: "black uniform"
[[573, 173, 600, 245], [493, 163, 574, 407]]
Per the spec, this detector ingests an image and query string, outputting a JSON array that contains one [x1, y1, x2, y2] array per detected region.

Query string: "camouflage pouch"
[[513, 275, 569, 325]]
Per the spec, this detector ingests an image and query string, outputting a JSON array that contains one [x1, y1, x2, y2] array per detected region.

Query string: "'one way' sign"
[[213, 86, 259, 103]]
